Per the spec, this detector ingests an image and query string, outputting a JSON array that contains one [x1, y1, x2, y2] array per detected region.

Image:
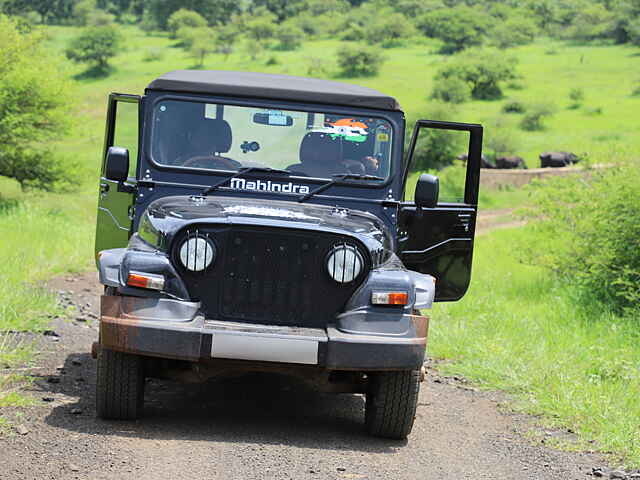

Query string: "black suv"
[[94, 70, 483, 439]]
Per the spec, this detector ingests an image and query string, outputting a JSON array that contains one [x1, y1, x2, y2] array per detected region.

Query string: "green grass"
[[430, 225, 640, 466], [1, 25, 639, 439]]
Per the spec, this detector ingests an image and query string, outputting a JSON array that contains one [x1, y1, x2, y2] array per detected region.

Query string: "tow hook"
[[419, 366, 426, 382]]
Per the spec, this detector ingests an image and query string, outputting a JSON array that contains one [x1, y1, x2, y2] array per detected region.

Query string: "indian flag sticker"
[[327, 118, 369, 142]]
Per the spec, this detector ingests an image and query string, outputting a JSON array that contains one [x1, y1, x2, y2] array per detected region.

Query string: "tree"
[[147, 0, 241, 29], [433, 49, 518, 100], [167, 9, 206, 39], [490, 17, 538, 49], [2, 0, 79, 24], [65, 25, 121, 70], [215, 23, 238, 59], [565, 4, 615, 42], [408, 103, 464, 170], [189, 31, 215, 67], [336, 44, 385, 77], [72, 0, 95, 26], [249, 0, 305, 22], [274, 23, 304, 50], [0, 15, 72, 190], [243, 9, 277, 55], [365, 12, 415, 48], [417, 6, 490, 53]]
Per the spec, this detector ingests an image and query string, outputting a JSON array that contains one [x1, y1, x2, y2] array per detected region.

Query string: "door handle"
[[100, 182, 110, 194]]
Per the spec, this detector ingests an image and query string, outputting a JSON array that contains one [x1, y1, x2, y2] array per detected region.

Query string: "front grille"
[[174, 227, 368, 328]]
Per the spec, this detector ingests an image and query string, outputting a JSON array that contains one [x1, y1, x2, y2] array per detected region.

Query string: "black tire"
[[365, 370, 420, 439], [96, 348, 144, 420]]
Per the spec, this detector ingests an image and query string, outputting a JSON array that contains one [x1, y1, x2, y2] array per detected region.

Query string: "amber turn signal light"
[[127, 271, 165, 291], [371, 291, 409, 305]]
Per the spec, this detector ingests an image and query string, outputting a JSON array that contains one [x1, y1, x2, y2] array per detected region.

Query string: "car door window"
[[404, 128, 471, 204], [112, 100, 139, 177]]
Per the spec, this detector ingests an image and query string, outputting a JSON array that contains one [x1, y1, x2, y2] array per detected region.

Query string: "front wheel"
[[96, 348, 145, 420], [365, 370, 420, 439]]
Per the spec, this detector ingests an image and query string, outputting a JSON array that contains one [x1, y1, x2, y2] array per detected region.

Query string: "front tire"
[[96, 348, 144, 420], [365, 370, 420, 439]]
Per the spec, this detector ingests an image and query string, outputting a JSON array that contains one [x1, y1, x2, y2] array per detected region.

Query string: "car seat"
[[287, 132, 347, 178]]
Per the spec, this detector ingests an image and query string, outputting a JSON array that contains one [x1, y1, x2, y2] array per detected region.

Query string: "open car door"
[[398, 120, 482, 301], [95, 93, 140, 260]]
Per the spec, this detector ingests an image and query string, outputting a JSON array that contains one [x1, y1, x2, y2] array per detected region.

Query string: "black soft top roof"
[[146, 70, 402, 112]]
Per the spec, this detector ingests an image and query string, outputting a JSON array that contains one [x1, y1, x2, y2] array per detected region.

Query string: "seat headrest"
[[299, 132, 341, 165], [189, 118, 232, 154]]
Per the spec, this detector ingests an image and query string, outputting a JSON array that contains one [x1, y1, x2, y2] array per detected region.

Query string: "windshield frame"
[[144, 93, 400, 190]]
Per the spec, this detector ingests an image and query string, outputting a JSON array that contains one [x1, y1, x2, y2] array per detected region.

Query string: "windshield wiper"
[[202, 167, 291, 196], [298, 173, 385, 203]]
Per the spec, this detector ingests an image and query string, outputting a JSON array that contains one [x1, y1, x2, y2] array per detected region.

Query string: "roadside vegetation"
[[0, 0, 639, 465], [432, 165, 640, 465]]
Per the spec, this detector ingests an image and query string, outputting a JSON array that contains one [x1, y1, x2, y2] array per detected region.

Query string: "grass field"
[[1, 25, 639, 458], [430, 225, 640, 466]]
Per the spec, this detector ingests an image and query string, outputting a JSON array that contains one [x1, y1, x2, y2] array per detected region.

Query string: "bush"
[[520, 102, 556, 131], [88, 9, 115, 26], [167, 9, 207, 39], [431, 76, 471, 104], [434, 49, 518, 100], [274, 24, 303, 51], [486, 120, 520, 158], [142, 47, 164, 62], [340, 22, 366, 41], [522, 162, 640, 314], [306, 56, 330, 76], [569, 87, 585, 108], [336, 44, 385, 77], [502, 98, 526, 113], [0, 15, 73, 190], [139, 13, 158, 34], [65, 25, 121, 70]]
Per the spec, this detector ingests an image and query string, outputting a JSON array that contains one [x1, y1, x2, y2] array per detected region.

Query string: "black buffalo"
[[539, 151, 580, 168], [495, 156, 527, 169], [457, 153, 495, 169]]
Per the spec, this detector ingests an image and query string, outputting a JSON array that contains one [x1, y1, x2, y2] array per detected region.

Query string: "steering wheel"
[[180, 154, 241, 170]]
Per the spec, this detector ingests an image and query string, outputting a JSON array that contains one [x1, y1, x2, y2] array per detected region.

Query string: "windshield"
[[150, 100, 393, 181]]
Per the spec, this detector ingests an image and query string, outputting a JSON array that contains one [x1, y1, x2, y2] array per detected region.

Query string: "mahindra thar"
[[94, 70, 482, 439]]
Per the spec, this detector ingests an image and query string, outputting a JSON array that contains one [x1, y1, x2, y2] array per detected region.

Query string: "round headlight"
[[179, 236, 215, 271], [327, 244, 363, 283]]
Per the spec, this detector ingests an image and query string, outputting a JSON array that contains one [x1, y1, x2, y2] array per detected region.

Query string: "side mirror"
[[105, 146, 129, 182], [415, 173, 439, 208]]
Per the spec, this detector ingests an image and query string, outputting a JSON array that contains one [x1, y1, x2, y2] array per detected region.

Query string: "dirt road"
[[0, 212, 607, 479]]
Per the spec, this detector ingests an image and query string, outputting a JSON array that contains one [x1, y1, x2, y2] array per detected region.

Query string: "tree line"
[[1, 0, 639, 49]]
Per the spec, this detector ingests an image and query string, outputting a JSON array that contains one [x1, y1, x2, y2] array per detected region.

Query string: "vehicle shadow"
[[40, 352, 403, 453]]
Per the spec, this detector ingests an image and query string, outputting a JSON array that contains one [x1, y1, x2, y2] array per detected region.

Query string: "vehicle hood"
[[137, 195, 394, 257]]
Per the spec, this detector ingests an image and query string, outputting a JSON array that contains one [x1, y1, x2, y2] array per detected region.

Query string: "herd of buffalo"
[[458, 151, 581, 169]]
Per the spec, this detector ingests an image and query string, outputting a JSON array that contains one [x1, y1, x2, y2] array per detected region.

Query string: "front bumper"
[[99, 295, 429, 370]]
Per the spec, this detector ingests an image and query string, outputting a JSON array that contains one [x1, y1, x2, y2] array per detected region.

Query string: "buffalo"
[[457, 153, 495, 169], [495, 156, 527, 169], [539, 151, 580, 168]]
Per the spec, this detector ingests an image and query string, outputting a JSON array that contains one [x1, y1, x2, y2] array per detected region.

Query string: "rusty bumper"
[[99, 295, 429, 370]]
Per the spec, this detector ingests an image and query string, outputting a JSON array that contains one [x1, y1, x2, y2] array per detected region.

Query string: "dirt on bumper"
[[98, 294, 429, 370]]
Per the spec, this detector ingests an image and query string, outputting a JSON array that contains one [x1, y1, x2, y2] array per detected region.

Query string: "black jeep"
[[94, 70, 482, 439]]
